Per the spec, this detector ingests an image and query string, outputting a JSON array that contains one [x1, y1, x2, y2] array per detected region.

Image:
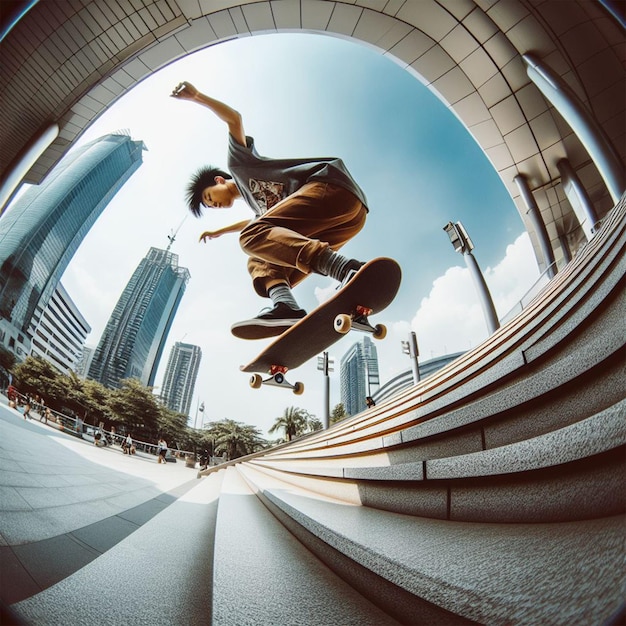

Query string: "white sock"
[[268, 284, 300, 310]]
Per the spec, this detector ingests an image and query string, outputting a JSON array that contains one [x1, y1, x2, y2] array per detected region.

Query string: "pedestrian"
[[171, 81, 369, 339], [124, 433, 133, 455], [157, 436, 168, 463], [23, 398, 31, 420], [7, 384, 17, 409], [42, 407, 51, 424], [200, 449, 209, 470]]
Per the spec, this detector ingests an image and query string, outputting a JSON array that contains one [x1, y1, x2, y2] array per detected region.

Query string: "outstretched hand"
[[199, 231, 222, 243], [171, 81, 198, 100]]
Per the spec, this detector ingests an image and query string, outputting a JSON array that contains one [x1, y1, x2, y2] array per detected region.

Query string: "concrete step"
[[212, 466, 399, 625], [245, 401, 625, 522], [237, 462, 625, 625]]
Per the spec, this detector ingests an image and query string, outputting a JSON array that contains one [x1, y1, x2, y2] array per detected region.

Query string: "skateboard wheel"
[[293, 382, 304, 395], [334, 314, 351, 334], [373, 324, 387, 340], [249, 374, 262, 389]]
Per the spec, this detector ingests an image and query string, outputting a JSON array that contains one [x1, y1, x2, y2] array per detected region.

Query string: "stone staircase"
[[10, 198, 624, 626], [204, 196, 626, 625]]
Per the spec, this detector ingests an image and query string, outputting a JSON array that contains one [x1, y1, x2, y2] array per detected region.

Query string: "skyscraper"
[[0, 133, 145, 359], [29, 282, 91, 374], [161, 342, 202, 416], [340, 336, 380, 416], [88, 247, 190, 389]]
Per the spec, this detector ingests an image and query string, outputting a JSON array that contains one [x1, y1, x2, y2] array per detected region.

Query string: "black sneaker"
[[231, 303, 307, 339]]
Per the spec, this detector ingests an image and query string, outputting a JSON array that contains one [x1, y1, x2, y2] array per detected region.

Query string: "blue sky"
[[52, 33, 539, 436]]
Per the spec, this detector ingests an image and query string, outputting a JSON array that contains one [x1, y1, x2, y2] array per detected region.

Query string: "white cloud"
[[407, 232, 540, 360], [483, 231, 542, 312], [313, 283, 337, 305]]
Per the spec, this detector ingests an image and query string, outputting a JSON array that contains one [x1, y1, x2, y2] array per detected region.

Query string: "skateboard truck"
[[334, 306, 388, 339], [249, 365, 304, 395]]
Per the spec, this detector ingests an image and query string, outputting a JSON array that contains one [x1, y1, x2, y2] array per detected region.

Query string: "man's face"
[[202, 176, 235, 209]]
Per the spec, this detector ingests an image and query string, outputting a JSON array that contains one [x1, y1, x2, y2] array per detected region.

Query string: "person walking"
[[157, 437, 168, 464]]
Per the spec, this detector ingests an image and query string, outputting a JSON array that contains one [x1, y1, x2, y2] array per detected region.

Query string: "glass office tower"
[[0, 134, 145, 355], [161, 342, 202, 416], [88, 247, 190, 389], [340, 336, 380, 416]]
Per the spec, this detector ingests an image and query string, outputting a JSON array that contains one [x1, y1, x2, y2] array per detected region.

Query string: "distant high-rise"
[[88, 247, 190, 389], [340, 336, 380, 416], [74, 346, 95, 380], [29, 282, 91, 374], [0, 133, 145, 358], [161, 342, 202, 416]]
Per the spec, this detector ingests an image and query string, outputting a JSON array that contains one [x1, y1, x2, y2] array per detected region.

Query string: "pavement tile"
[[0, 546, 41, 605], [0, 487, 32, 511], [12, 534, 99, 590], [118, 499, 169, 525], [0, 471, 42, 488], [16, 487, 77, 509], [70, 515, 139, 553]]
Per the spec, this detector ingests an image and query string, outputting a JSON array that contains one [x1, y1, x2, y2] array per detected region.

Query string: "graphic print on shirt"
[[249, 178, 286, 213]]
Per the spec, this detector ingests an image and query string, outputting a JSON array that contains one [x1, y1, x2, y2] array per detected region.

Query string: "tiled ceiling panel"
[[0, 0, 622, 272]]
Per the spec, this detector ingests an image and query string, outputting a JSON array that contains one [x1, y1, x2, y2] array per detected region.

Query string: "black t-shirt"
[[227, 134, 368, 217]]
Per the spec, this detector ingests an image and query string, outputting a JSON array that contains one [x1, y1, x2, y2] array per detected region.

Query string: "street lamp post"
[[194, 399, 204, 429], [317, 352, 334, 430], [401, 331, 420, 384], [443, 221, 500, 335]]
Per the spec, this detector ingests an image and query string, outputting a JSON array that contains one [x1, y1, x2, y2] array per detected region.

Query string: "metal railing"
[[4, 388, 195, 459], [499, 261, 558, 325]]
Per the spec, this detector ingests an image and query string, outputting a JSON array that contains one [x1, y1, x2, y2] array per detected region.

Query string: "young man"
[[171, 81, 369, 339]]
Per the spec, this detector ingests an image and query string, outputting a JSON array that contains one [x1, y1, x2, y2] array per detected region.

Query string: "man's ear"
[[214, 175, 226, 184]]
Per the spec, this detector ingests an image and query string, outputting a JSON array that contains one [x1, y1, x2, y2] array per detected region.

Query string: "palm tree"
[[269, 406, 310, 441], [330, 403, 347, 424], [208, 419, 265, 461], [306, 416, 323, 432]]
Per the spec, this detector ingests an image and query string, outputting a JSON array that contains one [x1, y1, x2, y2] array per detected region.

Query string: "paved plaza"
[[0, 396, 203, 613]]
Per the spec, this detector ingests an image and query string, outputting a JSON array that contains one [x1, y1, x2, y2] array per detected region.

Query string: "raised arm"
[[171, 81, 246, 146]]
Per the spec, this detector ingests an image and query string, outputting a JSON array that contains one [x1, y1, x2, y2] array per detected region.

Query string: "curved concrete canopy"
[[1, 0, 624, 271]]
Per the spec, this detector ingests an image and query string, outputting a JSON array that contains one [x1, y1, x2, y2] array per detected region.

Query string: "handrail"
[[499, 260, 557, 324], [3, 389, 196, 458]]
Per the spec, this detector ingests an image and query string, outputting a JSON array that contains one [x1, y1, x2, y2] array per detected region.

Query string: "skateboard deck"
[[241, 257, 401, 393]]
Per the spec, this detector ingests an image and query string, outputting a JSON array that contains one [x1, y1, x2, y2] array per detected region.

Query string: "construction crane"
[[166, 214, 188, 252]]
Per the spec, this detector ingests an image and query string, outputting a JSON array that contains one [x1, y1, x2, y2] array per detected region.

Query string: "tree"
[[330, 403, 347, 425], [0, 345, 16, 373], [107, 378, 161, 441], [81, 378, 112, 425], [156, 407, 190, 447], [11, 355, 66, 407], [207, 419, 266, 461], [269, 406, 311, 441], [0, 345, 16, 389], [7, 355, 198, 447], [61, 369, 89, 418], [307, 416, 323, 433]]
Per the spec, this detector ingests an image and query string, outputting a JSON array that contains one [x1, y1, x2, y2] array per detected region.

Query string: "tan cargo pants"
[[239, 182, 367, 297]]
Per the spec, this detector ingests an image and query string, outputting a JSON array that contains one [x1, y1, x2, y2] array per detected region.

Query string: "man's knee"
[[239, 219, 269, 254]]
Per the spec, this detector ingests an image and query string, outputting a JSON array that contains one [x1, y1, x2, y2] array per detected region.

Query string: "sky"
[[27, 33, 540, 438]]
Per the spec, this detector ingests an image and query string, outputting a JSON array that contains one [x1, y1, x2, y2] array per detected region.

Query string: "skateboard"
[[240, 257, 401, 394]]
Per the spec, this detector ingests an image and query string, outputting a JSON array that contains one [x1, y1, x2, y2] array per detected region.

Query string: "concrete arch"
[[1, 1, 624, 270]]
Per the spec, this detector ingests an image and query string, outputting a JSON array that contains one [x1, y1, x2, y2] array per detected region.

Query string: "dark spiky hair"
[[185, 165, 232, 217]]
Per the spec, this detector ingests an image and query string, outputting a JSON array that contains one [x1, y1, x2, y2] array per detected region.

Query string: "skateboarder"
[[171, 81, 369, 338]]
